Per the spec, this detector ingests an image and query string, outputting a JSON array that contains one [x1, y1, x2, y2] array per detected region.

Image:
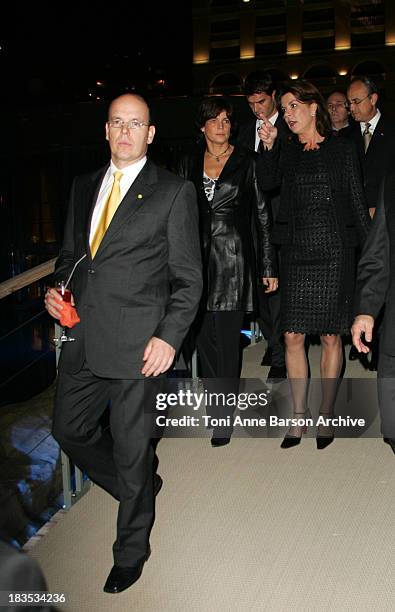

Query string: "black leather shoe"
[[349, 345, 359, 361], [211, 436, 231, 447], [103, 548, 151, 593], [267, 365, 287, 383], [261, 346, 273, 366], [316, 435, 334, 450], [383, 438, 395, 455], [154, 474, 163, 496]]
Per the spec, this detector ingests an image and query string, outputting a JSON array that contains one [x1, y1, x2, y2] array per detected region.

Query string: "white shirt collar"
[[109, 156, 147, 179], [360, 109, 381, 134]]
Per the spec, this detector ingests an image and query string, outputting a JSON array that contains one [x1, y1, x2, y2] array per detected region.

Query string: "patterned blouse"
[[203, 173, 218, 202]]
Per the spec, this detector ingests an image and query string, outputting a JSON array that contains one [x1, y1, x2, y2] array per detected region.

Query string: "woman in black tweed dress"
[[258, 80, 370, 448]]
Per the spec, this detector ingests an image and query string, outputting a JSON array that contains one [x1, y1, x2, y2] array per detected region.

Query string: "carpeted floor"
[[28, 436, 395, 612], [24, 342, 394, 612]]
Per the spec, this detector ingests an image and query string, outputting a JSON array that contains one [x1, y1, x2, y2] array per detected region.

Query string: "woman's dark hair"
[[280, 80, 332, 137], [196, 96, 235, 133]]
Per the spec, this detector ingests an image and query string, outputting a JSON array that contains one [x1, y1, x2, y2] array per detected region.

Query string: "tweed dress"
[[280, 144, 355, 335]]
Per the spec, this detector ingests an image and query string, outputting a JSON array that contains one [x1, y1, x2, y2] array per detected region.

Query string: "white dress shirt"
[[360, 109, 381, 137], [89, 157, 147, 243]]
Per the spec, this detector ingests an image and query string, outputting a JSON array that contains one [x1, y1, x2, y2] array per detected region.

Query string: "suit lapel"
[[85, 166, 109, 262], [210, 146, 246, 209], [365, 115, 385, 159]]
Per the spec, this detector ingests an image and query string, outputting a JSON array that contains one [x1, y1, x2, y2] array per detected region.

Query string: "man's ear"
[[147, 125, 156, 144]]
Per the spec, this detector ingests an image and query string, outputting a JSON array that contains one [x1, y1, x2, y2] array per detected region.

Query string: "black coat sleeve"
[[354, 180, 390, 318], [345, 141, 371, 245], [256, 139, 282, 193], [251, 157, 277, 278]]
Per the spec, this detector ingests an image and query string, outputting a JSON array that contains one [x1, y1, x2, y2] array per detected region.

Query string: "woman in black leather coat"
[[258, 80, 371, 449], [177, 96, 277, 446]]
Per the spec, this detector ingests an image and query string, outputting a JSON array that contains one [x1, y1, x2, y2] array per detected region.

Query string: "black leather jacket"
[[177, 144, 276, 312]]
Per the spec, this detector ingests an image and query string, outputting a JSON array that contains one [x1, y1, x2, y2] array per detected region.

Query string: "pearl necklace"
[[205, 144, 231, 162]]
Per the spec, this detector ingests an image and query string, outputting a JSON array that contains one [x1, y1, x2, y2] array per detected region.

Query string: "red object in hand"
[[59, 302, 80, 328], [56, 287, 72, 302]]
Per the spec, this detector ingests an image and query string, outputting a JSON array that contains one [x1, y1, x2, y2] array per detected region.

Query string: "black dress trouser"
[[196, 311, 244, 436], [53, 364, 157, 567], [377, 352, 395, 439], [256, 284, 285, 367]]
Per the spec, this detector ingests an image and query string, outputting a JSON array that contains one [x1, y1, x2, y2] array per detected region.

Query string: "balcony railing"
[[0, 259, 89, 517]]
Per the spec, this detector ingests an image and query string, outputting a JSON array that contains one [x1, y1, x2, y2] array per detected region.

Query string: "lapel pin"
[[137, 194, 143, 199]]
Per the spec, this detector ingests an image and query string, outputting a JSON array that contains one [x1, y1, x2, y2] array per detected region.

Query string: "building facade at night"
[[192, 0, 395, 108]]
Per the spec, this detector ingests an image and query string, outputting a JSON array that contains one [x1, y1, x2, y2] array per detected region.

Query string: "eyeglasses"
[[328, 102, 349, 111], [108, 119, 149, 130], [347, 95, 370, 106]]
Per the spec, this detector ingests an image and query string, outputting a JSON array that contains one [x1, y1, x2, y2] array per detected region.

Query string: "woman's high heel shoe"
[[316, 435, 334, 450], [280, 425, 307, 449]]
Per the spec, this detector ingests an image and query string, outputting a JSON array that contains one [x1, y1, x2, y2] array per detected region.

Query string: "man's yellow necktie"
[[90, 171, 123, 258]]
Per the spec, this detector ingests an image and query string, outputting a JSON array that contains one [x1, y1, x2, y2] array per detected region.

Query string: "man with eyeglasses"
[[345, 76, 395, 369], [326, 91, 352, 136], [346, 75, 395, 219], [236, 70, 289, 383], [45, 94, 202, 593]]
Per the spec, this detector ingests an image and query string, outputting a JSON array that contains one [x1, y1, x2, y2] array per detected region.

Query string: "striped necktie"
[[90, 171, 123, 258], [363, 122, 372, 152]]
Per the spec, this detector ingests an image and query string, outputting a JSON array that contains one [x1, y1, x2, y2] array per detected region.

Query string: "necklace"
[[205, 144, 231, 162]]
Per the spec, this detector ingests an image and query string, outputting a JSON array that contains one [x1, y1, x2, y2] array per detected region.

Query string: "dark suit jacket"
[[344, 115, 395, 210], [236, 114, 290, 152], [176, 144, 276, 312], [354, 170, 395, 356], [0, 540, 49, 612], [55, 159, 203, 378]]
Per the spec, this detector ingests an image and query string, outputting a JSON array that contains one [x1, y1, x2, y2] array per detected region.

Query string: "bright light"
[[290, 74, 299, 80], [338, 69, 348, 76]]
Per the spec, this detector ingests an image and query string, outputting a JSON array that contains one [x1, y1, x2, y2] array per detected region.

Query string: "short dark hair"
[[280, 79, 332, 138], [196, 96, 235, 130], [244, 71, 276, 97], [349, 75, 379, 96]]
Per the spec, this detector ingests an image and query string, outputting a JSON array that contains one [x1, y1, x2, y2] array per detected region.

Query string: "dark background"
[[1, 3, 194, 104]]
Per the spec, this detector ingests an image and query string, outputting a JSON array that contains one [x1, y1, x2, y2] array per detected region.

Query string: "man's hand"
[[351, 315, 375, 354], [262, 277, 278, 293], [257, 122, 278, 150], [142, 336, 176, 377], [44, 287, 75, 319]]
